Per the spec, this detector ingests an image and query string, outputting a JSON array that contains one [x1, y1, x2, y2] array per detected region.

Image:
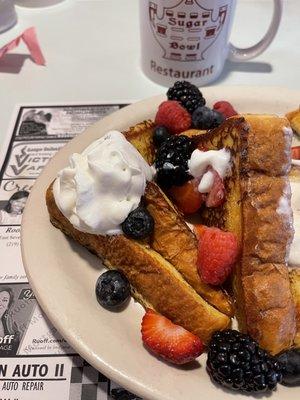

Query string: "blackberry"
[[207, 330, 283, 393], [153, 125, 171, 147], [167, 81, 205, 114], [121, 206, 154, 239], [154, 135, 193, 188]]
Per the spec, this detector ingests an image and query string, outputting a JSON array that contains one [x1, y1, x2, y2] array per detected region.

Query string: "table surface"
[[0, 0, 299, 149]]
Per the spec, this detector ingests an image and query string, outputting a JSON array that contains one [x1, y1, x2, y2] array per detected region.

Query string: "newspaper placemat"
[[0, 104, 142, 400]]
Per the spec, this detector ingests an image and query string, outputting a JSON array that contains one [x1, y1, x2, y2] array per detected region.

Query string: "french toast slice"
[[123, 121, 233, 316], [46, 182, 230, 344], [290, 269, 300, 348], [144, 181, 234, 316], [196, 115, 296, 354], [289, 165, 300, 348], [123, 120, 156, 165], [286, 108, 300, 136]]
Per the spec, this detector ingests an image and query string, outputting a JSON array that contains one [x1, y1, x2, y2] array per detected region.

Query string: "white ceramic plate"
[[21, 87, 300, 400]]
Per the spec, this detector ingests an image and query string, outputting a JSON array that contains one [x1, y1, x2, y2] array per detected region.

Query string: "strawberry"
[[197, 144, 209, 151], [213, 101, 238, 119], [205, 169, 225, 207], [155, 101, 192, 134], [197, 227, 239, 286], [193, 224, 207, 240], [168, 178, 203, 215], [292, 146, 300, 160], [141, 309, 204, 364]]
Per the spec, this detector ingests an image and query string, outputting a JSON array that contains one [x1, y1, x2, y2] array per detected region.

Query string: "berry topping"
[[153, 125, 171, 148], [207, 330, 283, 393], [193, 224, 207, 240], [168, 178, 203, 215], [205, 169, 226, 208], [96, 270, 130, 308], [197, 227, 239, 286], [213, 101, 238, 119], [141, 309, 204, 365], [154, 135, 194, 188], [278, 349, 300, 386], [155, 100, 192, 134], [121, 206, 154, 240], [192, 106, 225, 130], [167, 80, 206, 114], [292, 146, 300, 160]]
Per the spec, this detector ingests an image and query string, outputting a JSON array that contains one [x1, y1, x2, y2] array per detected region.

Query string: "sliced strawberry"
[[141, 309, 204, 364], [292, 146, 300, 160], [205, 169, 225, 207], [168, 178, 204, 215], [197, 227, 239, 286], [193, 224, 207, 240], [197, 144, 209, 152]]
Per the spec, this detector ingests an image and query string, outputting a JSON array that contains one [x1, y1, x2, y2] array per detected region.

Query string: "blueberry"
[[192, 106, 225, 130], [153, 126, 171, 147], [278, 349, 300, 386], [96, 270, 130, 308], [121, 206, 154, 239]]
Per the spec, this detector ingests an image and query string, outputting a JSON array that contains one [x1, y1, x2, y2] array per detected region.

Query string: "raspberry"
[[213, 101, 238, 119], [155, 101, 192, 134], [197, 227, 239, 285], [292, 146, 300, 160]]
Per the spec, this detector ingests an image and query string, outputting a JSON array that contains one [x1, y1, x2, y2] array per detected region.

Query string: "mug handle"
[[228, 0, 282, 61]]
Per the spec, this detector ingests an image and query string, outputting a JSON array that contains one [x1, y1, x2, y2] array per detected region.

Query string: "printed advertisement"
[[0, 104, 142, 400]]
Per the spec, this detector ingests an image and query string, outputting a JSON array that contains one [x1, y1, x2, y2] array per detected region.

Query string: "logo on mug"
[[149, 0, 228, 62]]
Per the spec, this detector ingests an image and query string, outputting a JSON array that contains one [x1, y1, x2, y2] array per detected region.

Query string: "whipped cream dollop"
[[53, 131, 153, 235], [188, 148, 231, 193], [289, 180, 300, 267]]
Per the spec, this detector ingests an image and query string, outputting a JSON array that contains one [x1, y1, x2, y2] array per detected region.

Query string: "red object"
[[155, 101, 192, 134], [193, 224, 207, 240], [141, 309, 204, 365], [205, 169, 226, 208], [213, 101, 238, 119], [0, 27, 45, 65], [292, 146, 300, 160], [197, 144, 209, 151], [197, 227, 239, 286], [168, 179, 203, 215]]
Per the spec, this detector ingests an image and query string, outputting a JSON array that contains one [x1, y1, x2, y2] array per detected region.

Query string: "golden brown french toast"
[[196, 115, 296, 354], [290, 269, 300, 348], [46, 182, 230, 344], [144, 181, 233, 316], [286, 108, 300, 136], [123, 120, 156, 165], [289, 165, 300, 348], [179, 129, 207, 137], [123, 121, 233, 316]]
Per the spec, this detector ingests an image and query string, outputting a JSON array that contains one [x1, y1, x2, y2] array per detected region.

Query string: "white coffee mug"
[[0, 0, 17, 34], [140, 0, 283, 87], [15, 0, 65, 7]]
